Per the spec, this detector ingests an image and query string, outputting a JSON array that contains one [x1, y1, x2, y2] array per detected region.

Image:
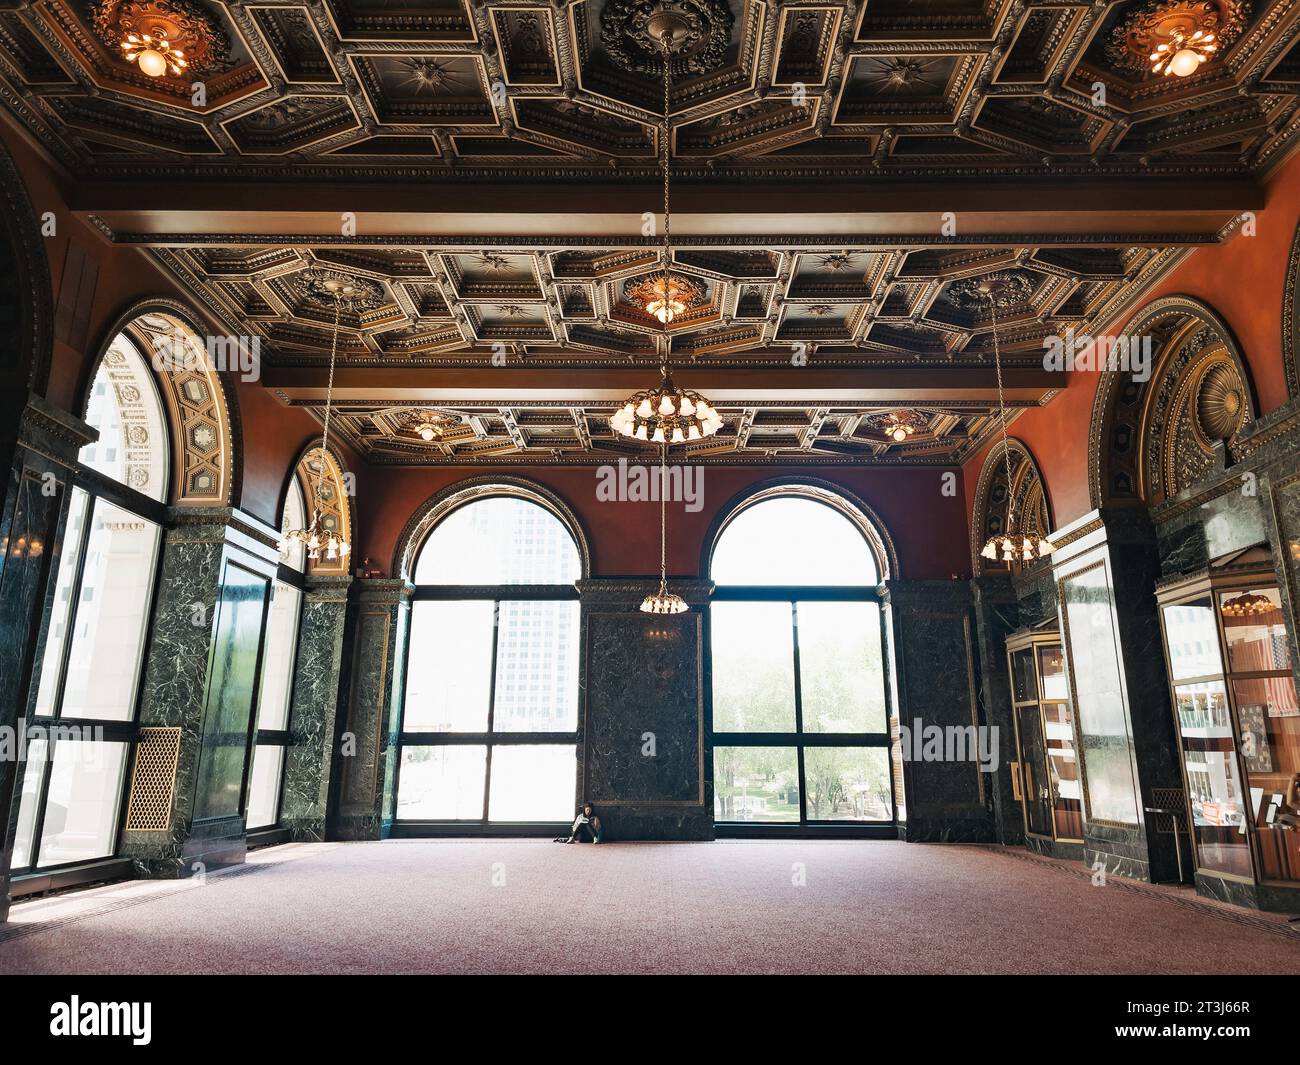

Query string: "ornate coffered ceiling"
[[0, 0, 1297, 179]]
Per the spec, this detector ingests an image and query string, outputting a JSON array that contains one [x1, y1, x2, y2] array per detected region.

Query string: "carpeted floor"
[[1, 840, 1296, 974]]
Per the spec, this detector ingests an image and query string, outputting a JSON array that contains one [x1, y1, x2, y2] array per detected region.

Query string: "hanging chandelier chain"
[[660, 35, 672, 371], [315, 293, 341, 506], [659, 444, 668, 585], [986, 290, 1017, 533]]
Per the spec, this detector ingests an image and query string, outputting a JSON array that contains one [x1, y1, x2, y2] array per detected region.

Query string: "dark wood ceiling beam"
[[262, 363, 1061, 404], [78, 178, 1260, 244]]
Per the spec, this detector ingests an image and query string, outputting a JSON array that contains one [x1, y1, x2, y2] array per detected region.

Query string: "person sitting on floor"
[[555, 801, 603, 844]]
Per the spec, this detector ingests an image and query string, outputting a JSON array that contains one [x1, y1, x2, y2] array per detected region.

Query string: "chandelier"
[[121, 29, 187, 77], [884, 409, 927, 443], [642, 449, 688, 615], [1221, 591, 1272, 618], [978, 280, 1055, 565], [279, 278, 354, 564], [1151, 25, 1217, 76], [610, 366, 722, 443]]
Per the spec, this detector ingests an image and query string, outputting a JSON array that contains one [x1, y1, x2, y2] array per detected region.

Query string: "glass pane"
[[714, 746, 799, 822], [1010, 648, 1036, 703], [711, 602, 795, 732], [1044, 702, 1084, 840], [245, 744, 285, 830], [487, 745, 577, 821], [11, 738, 49, 870], [59, 499, 161, 721], [255, 582, 301, 731], [1017, 705, 1053, 836], [1061, 565, 1140, 824], [80, 338, 169, 501], [712, 497, 877, 585], [397, 745, 486, 819], [1037, 644, 1068, 701], [797, 602, 886, 733], [403, 601, 494, 732], [804, 746, 892, 821], [1173, 680, 1251, 877], [279, 479, 307, 573], [37, 740, 128, 867], [34, 488, 89, 716], [414, 497, 580, 585], [493, 601, 579, 732], [1234, 676, 1300, 882], [1162, 598, 1224, 680], [1220, 588, 1291, 673]]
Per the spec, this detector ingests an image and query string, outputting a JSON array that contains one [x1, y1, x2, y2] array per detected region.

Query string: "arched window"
[[244, 475, 307, 831], [397, 491, 582, 826], [709, 487, 895, 831], [13, 335, 168, 871]]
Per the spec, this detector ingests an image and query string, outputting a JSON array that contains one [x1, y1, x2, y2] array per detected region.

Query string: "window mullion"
[[482, 598, 502, 823]]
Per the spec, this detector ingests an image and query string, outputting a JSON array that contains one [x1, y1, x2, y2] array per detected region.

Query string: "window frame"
[[392, 494, 584, 835], [13, 423, 170, 878], [708, 491, 899, 838]]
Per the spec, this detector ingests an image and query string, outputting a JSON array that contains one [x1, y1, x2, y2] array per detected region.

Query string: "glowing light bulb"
[[136, 48, 168, 77], [636, 398, 654, 419], [1168, 47, 1201, 76], [671, 426, 684, 444], [892, 427, 908, 442]]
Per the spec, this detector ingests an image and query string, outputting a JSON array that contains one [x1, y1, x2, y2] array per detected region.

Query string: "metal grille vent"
[[124, 727, 181, 832]]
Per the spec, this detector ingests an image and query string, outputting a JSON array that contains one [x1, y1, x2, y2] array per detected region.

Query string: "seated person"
[[555, 801, 603, 844]]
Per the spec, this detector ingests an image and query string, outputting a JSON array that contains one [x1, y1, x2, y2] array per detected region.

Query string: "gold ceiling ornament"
[[280, 277, 356, 564], [626, 273, 705, 324], [1221, 591, 1273, 617], [880, 409, 929, 443], [1109, 0, 1248, 79], [641, 447, 689, 615], [979, 281, 1055, 564], [610, 365, 723, 443], [90, 0, 230, 79]]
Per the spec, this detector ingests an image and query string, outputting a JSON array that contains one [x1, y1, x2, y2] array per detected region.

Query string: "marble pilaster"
[[280, 575, 351, 841], [882, 580, 997, 843], [121, 509, 279, 878], [577, 578, 713, 841], [969, 575, 1023, 845], [0, 395, 95, 923], [1050, 508, 1182, 883], [327, 579, 410, 841]]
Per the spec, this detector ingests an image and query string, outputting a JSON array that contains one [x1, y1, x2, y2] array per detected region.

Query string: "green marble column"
[[969, 575, 1023, 846], [882, 580, 997, 843], [577, 578, 714, 841], [0, 396, 95, 922], [328, 579, 411, 841], [280, 575, 351, 841], [121, 509, 280, 878]]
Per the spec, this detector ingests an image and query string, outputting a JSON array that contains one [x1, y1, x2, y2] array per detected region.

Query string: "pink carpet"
[[1, 840, 1296, 974]]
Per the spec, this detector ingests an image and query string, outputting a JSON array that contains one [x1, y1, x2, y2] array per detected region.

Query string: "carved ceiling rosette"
[[600, 0, 735, 76], [89, 0, 231, 76], [1106, 0, 1250, 78]]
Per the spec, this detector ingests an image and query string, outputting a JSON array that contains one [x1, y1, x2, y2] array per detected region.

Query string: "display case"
[[1005, 629, 1084, 858], [1157, 549, 1300, 911]]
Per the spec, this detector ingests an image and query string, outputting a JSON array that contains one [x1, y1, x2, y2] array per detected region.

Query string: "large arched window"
[[396, 491, 582, 828], [13, 335, 168, 871], [244, 475, 307, 831], [709, 487, 896, 832]]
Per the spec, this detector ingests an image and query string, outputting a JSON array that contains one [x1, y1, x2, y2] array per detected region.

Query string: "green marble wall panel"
[[970, 575, 1023, 846], [281, 576, 350, 841], [329, 580, 409, 841]]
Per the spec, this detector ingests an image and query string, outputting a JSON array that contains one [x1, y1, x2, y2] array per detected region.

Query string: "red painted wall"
[[963, 148, 1300, 531], [356, 463, 971, 581]]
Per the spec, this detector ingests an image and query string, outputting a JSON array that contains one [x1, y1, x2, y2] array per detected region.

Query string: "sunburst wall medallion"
[[1107, 0, 1249, 78], [90, 0, 231, 78], [1195, 359, 1248, 441]]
